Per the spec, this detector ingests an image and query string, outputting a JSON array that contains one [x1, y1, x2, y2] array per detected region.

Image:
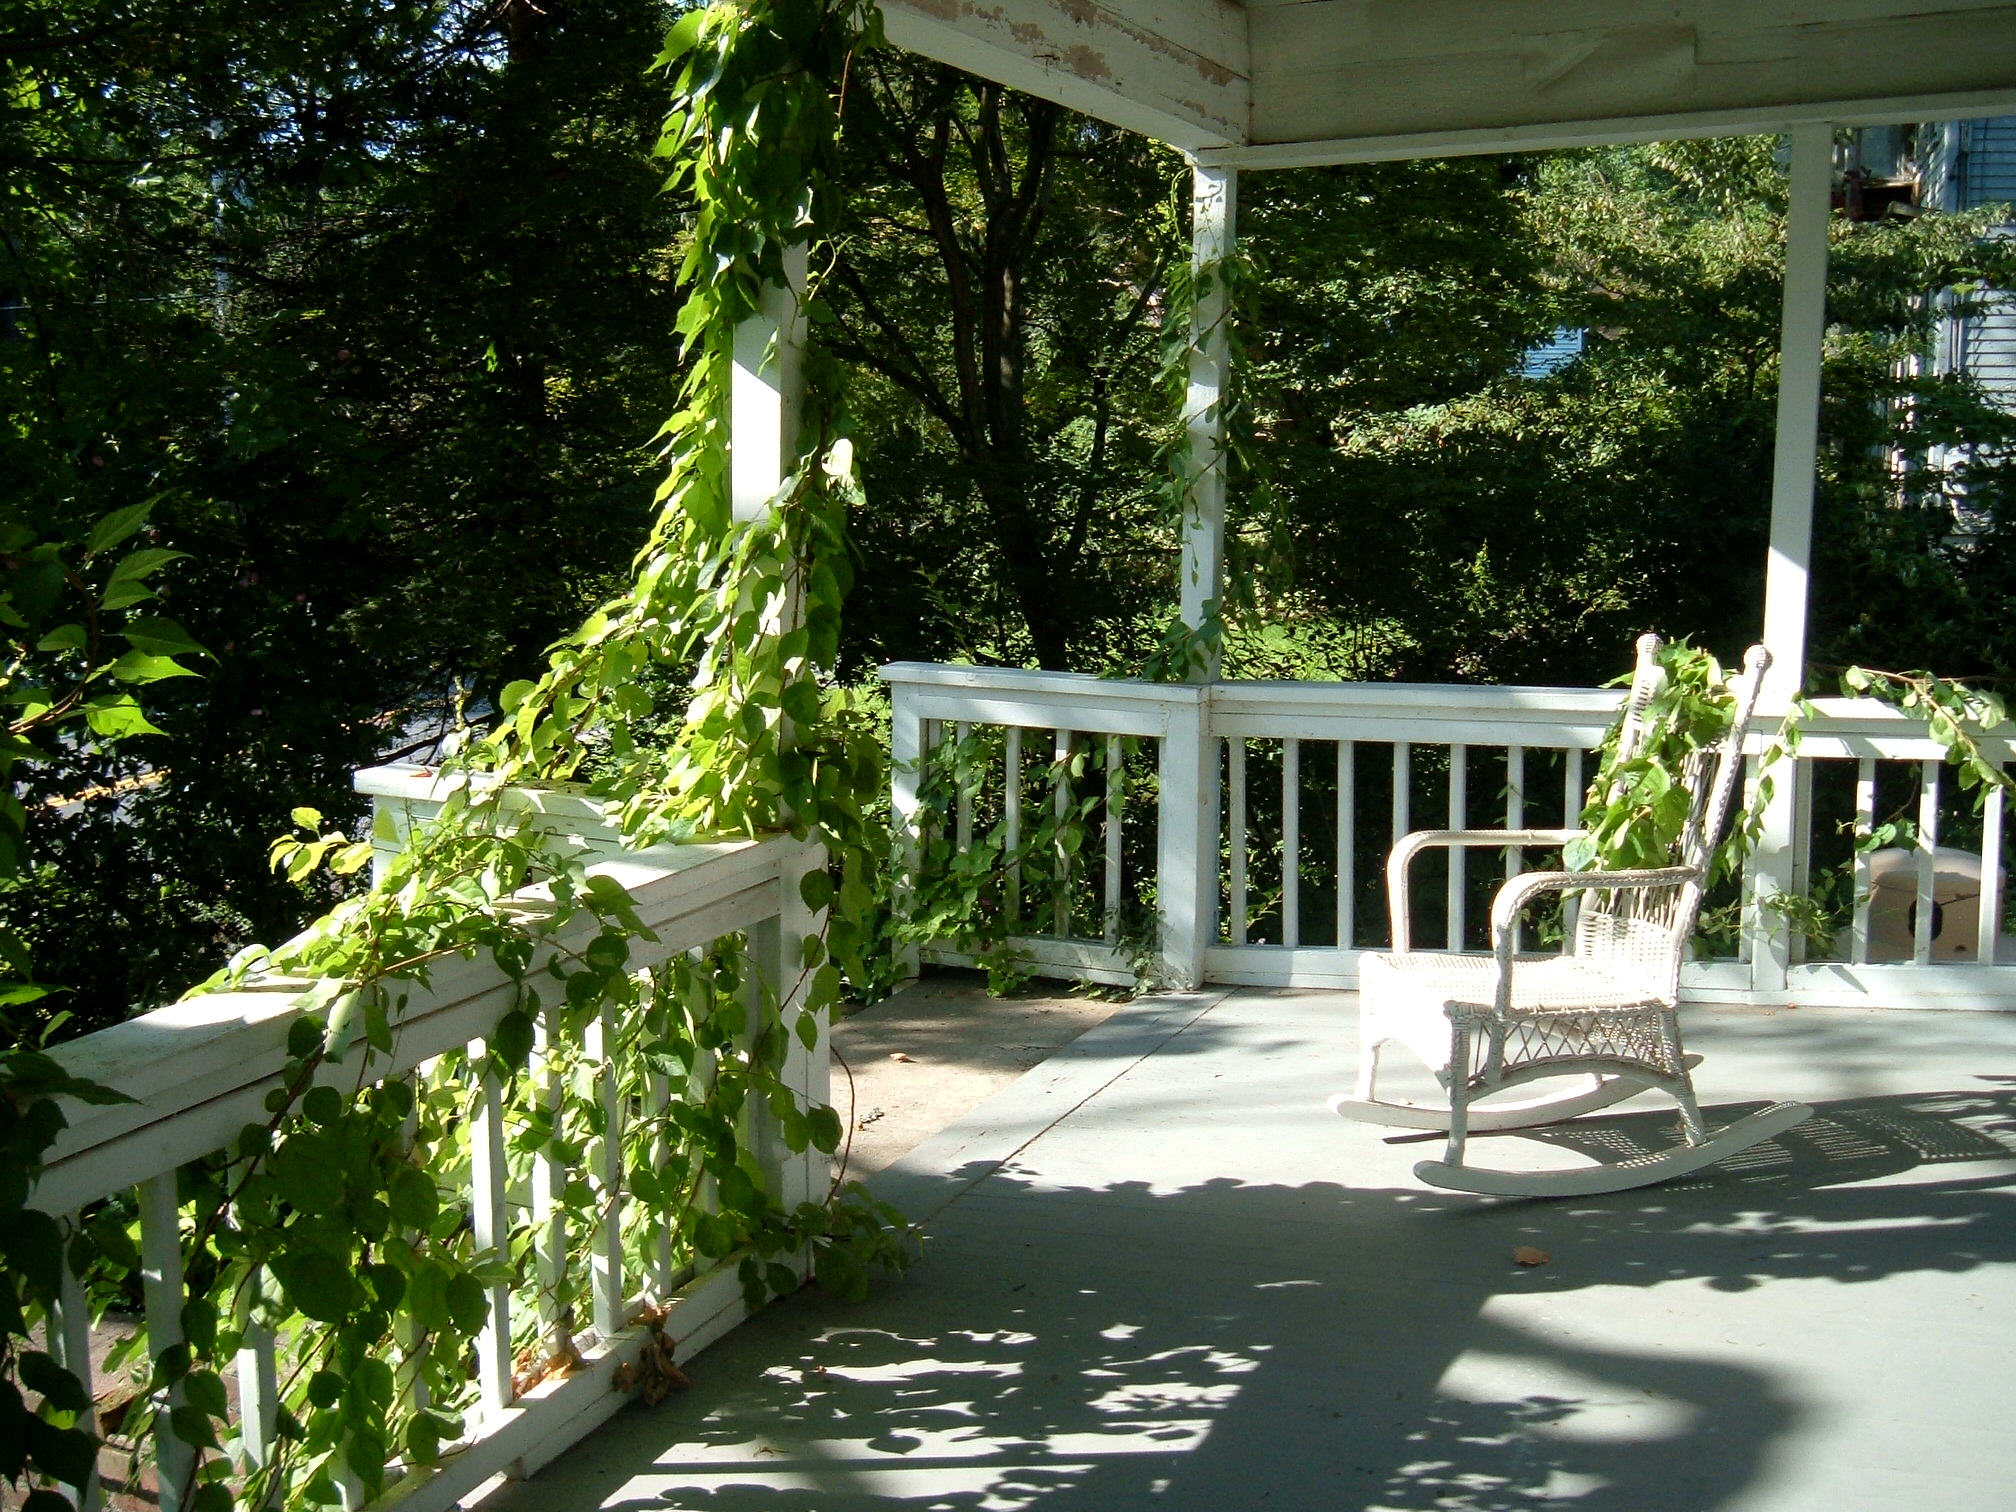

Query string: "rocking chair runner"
[[1330, 634, 1813, 1197]]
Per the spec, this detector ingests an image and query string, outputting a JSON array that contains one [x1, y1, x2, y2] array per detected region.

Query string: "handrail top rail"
[[880, 661, 1624, 708], [31, 833, 805, 1215]]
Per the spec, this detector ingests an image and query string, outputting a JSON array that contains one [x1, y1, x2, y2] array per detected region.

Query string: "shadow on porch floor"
[[478, 988, 2016, 1512]]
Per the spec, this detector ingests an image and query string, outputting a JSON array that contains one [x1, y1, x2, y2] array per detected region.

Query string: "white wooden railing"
[[32, 766, 826, 1512], [885, 663, 2016, 1011]]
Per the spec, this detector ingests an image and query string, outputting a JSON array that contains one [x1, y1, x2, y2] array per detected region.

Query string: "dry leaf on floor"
[[1512, 1245, 1550, 1267], [889, 1052, 914, 1063]]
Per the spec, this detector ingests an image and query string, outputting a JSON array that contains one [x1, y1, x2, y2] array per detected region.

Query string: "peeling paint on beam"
[[882, 0, 1249, 150]]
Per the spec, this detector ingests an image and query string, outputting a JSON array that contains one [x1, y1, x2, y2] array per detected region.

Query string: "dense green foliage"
[[0, 502, 204, 1500], [2, 0, 686, 1031], [1240, 139, 2016, 688], [7, 0, 2014, 1034], [8, 1, 911, 1506]]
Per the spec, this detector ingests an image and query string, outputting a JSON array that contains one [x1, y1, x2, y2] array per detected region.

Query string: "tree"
[[1, 0, 687, 1030], [829, 55, 1184, 673]]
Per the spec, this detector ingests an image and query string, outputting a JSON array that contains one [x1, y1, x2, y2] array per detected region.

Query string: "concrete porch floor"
[[484, 987, 2016, 1511]]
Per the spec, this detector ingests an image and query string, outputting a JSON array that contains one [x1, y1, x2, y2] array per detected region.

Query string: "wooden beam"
[[1199, 90, 2016, 169], [1239, 0, 2016, 156], [880, 0, 1249, 151]]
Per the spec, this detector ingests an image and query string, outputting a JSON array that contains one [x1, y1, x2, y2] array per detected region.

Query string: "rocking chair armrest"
[[1488, 865, 1699, 967], [1386, 829, 1585, 954]]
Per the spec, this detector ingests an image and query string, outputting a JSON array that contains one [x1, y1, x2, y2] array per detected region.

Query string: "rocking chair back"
[[1572, 635, 1772, 1008]]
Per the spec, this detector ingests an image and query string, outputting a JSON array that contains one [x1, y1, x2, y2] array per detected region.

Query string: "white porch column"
[[1159, 163, 1235, 991], [1760, 122, 1831, 707], [1178, 163, 1236, 679], [731, 247, 827, 1227], [1750, 122, 1832, 997], [732, 244, 809, 521]]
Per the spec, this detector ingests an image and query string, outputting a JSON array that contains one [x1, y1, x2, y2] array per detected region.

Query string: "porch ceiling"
[[878, 0, 2016, 161]]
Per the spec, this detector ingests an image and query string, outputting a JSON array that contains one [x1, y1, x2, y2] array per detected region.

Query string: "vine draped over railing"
[[6, 2, 909, 1509]]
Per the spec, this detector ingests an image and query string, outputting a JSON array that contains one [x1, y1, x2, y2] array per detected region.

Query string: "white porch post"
[[1160, 163, 1236, 990], [1750, 122, 1832, 996], [730, 246, 827, 1226], [732, 244, 808, 522], [1178, 163, 1236, 674]]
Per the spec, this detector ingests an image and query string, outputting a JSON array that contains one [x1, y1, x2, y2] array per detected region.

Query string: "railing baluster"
[[1980, 774, 2005, 965], [1563, 747, 1585, 945], [531, 1003, 570, 1368], [1392, 743, 1410, 840], [1446, 743, 1467, 951], [1336, 741, 1355, 951], [1851, 757, 1877, 965], [1505, 746, 1525, 881], [1391, 744, 1409, 949], [1915, 760, 1941, 965], [1054, 728, 1073, 937], [391, 1098, 430, 1427], [1282, 737, 1301, 948], [236, 1316, 279, 1504], [954, 721, 973, 855], [647, 1066, 677, 1299], [54, 1228, 101, 1512], [588, 1000, 624, 1341], [1004, 726, 1022, 924], [1228, 738, 1248, 946], [470, 1052, 513, 1418], [1103, 735, 1123, 944], [139, 1173, 190, 1512], [1790, 751, 1815, 966]]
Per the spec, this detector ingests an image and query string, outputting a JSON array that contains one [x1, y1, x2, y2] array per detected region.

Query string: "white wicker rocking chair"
[[1330, 635, 1813, 1197]]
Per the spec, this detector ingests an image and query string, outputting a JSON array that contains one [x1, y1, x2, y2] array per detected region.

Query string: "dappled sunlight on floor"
[[478, 989, 2016, 1512]]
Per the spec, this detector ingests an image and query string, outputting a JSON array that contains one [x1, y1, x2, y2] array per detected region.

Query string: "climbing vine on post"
[[8, 4, 914, 1509]]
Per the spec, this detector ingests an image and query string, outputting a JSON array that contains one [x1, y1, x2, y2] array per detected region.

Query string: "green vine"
[[2, 500, 206, 1507], [1144, 189, 1279, 683], [10, 4, 917, 1509]]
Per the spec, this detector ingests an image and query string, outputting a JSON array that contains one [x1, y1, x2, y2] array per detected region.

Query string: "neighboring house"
[[1921, 118, 2016, 413], [1852, 119, 2016, 515]]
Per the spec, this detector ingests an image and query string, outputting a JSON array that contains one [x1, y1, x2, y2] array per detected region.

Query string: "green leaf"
[[24, 1416, 98, 1488], [117, 616, 207, 658], [407, 1260, 452, 1333], [490, 1008, 535, 1069], [812, 1240, 867, 1301], [301, 1085, 343, 1127], [82, 694, 165, 739], [387, 1166, 438, 1231], [405, 1412, 441, 1465], [84, 501, 157, 557], [3, 1209, 65, 1295], [445, 1270, 489, 1337], [271, 1247, 358, 1322], [105, 649, 198, 684], [103, 547, 186, 589], [806, 1104, 843, 1155], [169, 1403, 220, 1451], [183, 1370, 228, 1421], [18, 1353, 90, 1414], [307, 1369, 343, 1409], [798, 868, 834, 912]]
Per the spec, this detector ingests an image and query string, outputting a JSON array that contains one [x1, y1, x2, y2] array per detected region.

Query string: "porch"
[[477, 979, 2016, 1511]]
